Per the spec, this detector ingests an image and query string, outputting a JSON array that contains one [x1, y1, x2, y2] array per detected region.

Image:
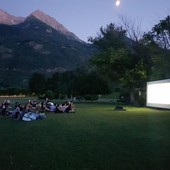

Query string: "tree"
[[29, 72, 46, 95], [88, 23, 129, 80], [143, 15, 170, 50], [88, 23, 127, 51], [46, 72, 60, 97], [89, 23, 151, 104], [56, 69, 110, 99], [120, 16, 143, 42], [142, 15, 170, 80], [76, 71, 110, 96]]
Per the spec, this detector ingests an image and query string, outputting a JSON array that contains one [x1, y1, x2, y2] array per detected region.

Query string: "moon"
[[115, 0, 120, 6]]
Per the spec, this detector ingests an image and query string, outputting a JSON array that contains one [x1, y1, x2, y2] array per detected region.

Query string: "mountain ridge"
[[0, 9, 24, 25], [0, 9, 82, 42]]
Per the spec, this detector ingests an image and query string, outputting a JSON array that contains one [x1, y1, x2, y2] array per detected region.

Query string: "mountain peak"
[[0, 8, 24, 25], [29, 10, 80, 41], [29, 9, 66, 32], [30, 10, 48, 18]]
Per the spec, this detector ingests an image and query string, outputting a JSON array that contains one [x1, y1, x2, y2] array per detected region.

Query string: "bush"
[[84, 95, 99, 101], [45, 90, 54, 99]]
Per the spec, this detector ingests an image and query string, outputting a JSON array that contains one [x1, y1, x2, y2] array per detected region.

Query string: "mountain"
[[29, 10, 81, 41], [0, 9, 24, 25], [0, 9, 97, 88]]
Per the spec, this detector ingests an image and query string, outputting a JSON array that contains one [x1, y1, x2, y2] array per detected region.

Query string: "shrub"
[[84, 95, 98, 101], [45, 90, 54, 99]]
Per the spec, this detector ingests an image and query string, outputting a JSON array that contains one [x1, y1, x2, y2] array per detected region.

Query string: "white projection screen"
[[146, 79, 170, 109]]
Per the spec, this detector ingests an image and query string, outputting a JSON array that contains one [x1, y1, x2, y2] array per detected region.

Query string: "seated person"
[[0, 100, 11, 116], [48, 104, 56, 112], [65, 101, 75, 113], [55, 104, 64, 113], [9, 102, 23, 119]]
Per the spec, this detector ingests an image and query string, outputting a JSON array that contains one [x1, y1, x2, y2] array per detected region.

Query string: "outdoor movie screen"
[[146, 79, 170, 109]]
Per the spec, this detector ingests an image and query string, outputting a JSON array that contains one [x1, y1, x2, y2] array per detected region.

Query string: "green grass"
[[1, 102, 170, 170]]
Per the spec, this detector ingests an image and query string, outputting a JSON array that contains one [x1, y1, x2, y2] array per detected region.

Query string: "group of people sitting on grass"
[[0, 98, 75, 121], [42, 98, 75, 113]]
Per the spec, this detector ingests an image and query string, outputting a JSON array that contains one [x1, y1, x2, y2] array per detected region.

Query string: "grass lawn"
[[0, 101, 170, 170]]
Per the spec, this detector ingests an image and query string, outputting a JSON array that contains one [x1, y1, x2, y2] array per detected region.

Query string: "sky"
[[0, 0, 170, 42]]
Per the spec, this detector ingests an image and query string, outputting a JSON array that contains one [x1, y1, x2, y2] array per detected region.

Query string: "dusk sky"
[[1, 0, 170, 42]]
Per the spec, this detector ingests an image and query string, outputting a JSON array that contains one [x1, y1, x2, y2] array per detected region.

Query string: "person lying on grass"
[[54, 101, 75, 113]]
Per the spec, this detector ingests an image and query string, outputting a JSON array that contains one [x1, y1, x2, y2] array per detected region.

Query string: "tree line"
[[28, 68, 111, 100]]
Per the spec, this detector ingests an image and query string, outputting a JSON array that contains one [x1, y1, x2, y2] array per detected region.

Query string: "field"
[[0, 98, 170, 170]]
